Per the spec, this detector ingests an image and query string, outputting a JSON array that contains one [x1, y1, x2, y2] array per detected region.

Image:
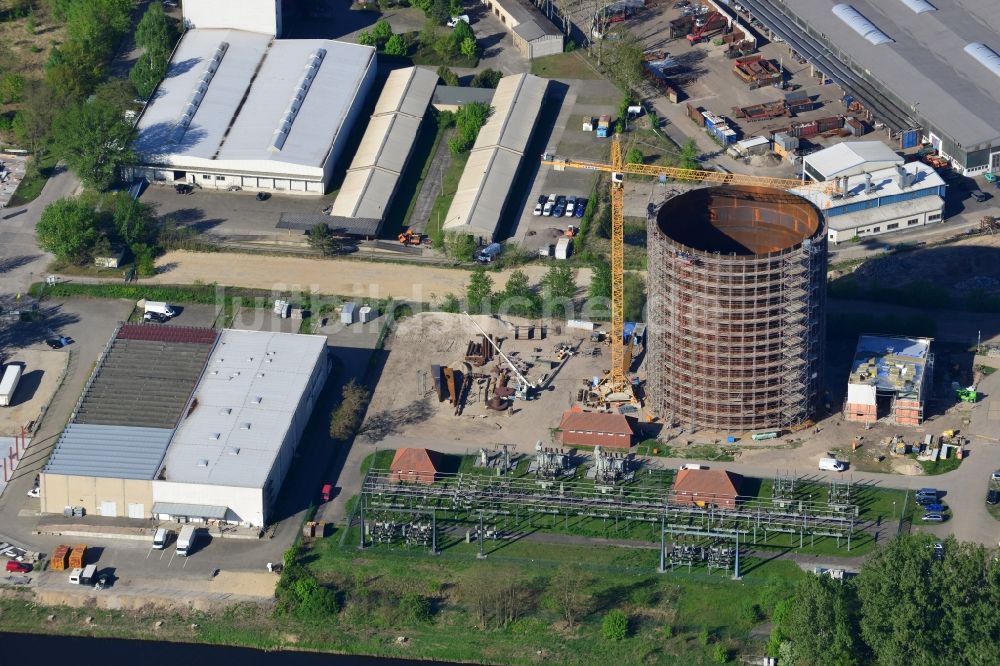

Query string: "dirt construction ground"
[[150, 250, 593, 299], [0, 349, 68, 437]]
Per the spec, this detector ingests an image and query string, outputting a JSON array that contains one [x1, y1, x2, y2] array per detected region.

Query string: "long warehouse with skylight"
[[739, 0, 1000, 176], [131, 29, 376, 194]]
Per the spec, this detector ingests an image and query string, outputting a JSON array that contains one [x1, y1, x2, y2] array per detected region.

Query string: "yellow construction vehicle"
[[541, 135, 833, 406]]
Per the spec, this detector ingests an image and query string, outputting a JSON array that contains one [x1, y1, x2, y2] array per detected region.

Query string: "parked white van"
[[143, 301, 176, 318], [152, 528, 169, 549], [819, 457, 846, 472]]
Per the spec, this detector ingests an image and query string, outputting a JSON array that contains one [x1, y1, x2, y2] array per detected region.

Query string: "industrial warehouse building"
[[738, 0, 1000, 176], [845, 335, 932, 426], [329, 67, 438, 230], [182, 0, 282, 36], [40, 325, 329, 527], [132, 29, 376, 195], [795, 142, 946, 244], [484, 0, 564, 59], [444, 74, 547, 243]]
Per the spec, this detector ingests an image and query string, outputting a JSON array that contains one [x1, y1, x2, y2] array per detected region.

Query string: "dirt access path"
[[150, 250, 592, 299]]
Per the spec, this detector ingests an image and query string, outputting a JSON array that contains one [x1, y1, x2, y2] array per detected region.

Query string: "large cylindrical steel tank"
[[647, 185, 826, 431]]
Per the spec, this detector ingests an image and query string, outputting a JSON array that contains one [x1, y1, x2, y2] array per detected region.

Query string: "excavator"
[[541, 135, 834, 407], [397, 228, 425, 246]]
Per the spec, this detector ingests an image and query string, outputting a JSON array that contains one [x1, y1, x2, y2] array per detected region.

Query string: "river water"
[[0, 632, 451, 665]]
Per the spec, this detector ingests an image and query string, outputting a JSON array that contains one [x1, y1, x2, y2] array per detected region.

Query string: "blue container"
[[726, 436, 738, 444]]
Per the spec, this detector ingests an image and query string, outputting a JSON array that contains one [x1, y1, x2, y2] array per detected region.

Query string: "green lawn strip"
[[425, 149, 470, 247], [530, 52, 601, 79], [8, 152, 57, 207]]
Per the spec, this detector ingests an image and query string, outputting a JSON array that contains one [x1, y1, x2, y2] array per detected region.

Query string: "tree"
[[601, 609, 628, 641], [307, 223, 342, 256], [550, 564, 591, 628], [429, 0, 449, 24], [384, 34, 408, 57], [372, 18, 393, 45], [36, 198, 101, 264], [0, 74, 26, 104], [451, 20, 474, 46], [12, 86, 60, 159], [436, 65, 459, 86], [329, 381, 370, 441], [111, 193, 154, 248], [679, 139, 700, 170], [52, 98, 136, 190], [466, 268, 493, 313], [448, 101, 490, 155], [541, 264, 577, 312], [625, 147, 643, 165], [622, 272, 645, 322], [605, 32, 644, 93], [589, 261, 611, 300], [444, 231, 476, 260], [460, 37, 478, 59], [781, 575, 861, 666], [470, 68, 502, 89], [130, 51, 168, 99], [357, 30, 376, 47], [500, 269, 540, 317], [648, 110, 659, 130], [135, 2, 177, 58]]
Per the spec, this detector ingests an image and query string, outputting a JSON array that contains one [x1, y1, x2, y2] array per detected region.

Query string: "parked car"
[[46, 336, 72, 349], [922, 503, 945, 514], [553, 195, 567, 217], [533, 202, 543, 216], [679, 464, 708, 470], [921, 513, 944, 522], [446, 15, 470, 27], [144, 311, 168, 323], [5, 560, 31, 573], [915, 488, 939, 505], [26, 486, 39, 498], [972, 190, 990, 203], [575, 199, 586, 217], [991, 470, 1000, 482], [94, 573, 108, 591], [986, 489, 999, 505], [565, 196, 577, 217], [256, 192, 270, 201], [174, 183, 193, 194], [321, 483, 333, 502], [537, 194, 548, 205]]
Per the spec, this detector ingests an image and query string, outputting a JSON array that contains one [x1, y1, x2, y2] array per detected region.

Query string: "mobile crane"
[[541, 135, 834, 405]]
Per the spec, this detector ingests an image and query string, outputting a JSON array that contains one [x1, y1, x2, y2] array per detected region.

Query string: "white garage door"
[[127, 503, 144, 519], [100, 501, 117, 517]]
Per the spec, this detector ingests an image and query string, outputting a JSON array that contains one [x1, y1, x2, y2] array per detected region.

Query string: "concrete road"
[[0, 167, 81, 299]]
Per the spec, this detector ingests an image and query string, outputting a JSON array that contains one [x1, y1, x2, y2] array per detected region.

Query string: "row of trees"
[[464, 264, 578, 318], [774, 535, 1000, 665], [446, 101, 490, 155], [357, 18, 407, 57], [419, 18, 478, 63], [129, 2, 179, 98], [436, 66, 502, 89]]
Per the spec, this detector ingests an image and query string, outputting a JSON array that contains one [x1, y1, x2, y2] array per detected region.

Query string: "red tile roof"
[[559, 411, 633, 435], [673, 469, 743, 502], [389, 448, 443, 484]]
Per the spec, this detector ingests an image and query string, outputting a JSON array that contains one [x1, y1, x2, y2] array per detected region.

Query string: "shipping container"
[[68, 544, 87, 569], [50, 544, 70, 571], [815, 116, 844, 133], [686, 103, 704, 125]]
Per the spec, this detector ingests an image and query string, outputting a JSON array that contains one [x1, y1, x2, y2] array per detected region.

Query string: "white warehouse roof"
[[803, 141, 903, 181], [160, 329, 327, 489], [135, 29, 375, 179], [792, 160, 944, 211], [331, 67, 437, 221], [444, 73, 547, 241]]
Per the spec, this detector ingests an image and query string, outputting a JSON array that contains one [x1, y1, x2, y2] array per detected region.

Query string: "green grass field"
[[530, 52, 601, 80], [425, 149, 470, 247]]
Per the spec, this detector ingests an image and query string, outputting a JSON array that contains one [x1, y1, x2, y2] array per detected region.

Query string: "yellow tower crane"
[[541, 135, 834, 404]]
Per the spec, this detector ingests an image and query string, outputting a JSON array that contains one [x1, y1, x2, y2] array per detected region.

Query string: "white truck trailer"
[[0, 364, 23, 407]]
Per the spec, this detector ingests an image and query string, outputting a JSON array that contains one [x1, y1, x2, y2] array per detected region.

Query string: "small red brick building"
[[672, 469, 743, 509], [558, 410, 634, 449], [389, 448, 443, 485]]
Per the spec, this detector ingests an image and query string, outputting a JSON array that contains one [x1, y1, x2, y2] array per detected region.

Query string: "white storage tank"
[[341, 302, 357, 325]]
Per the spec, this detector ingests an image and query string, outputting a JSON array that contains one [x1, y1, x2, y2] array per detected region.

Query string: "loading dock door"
[[100, 501, 118, 517], [127, 503, 144, 519]]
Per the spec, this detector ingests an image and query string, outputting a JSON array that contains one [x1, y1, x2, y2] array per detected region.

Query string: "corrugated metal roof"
[[43, 424, 174, 480], [152, 502, 229, 520], [162, 330, 327, 489], [443, 147, 524, 240], [770, 0, 1000, 149], [474, 74, 548, 152], [374, 66, 439, 119], [330, 67, 436, 222], [135, 30, 375, 174], [832, 4, 893, 46], [802, 141, 902, 180], [443, 74, 547, 241]]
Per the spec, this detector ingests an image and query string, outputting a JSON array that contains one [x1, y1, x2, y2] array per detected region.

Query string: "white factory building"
[[795, 142, 947, 244], [40, 325, 330, 528], [131, 28, 376, 195], [182, 0, 282, 37]]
